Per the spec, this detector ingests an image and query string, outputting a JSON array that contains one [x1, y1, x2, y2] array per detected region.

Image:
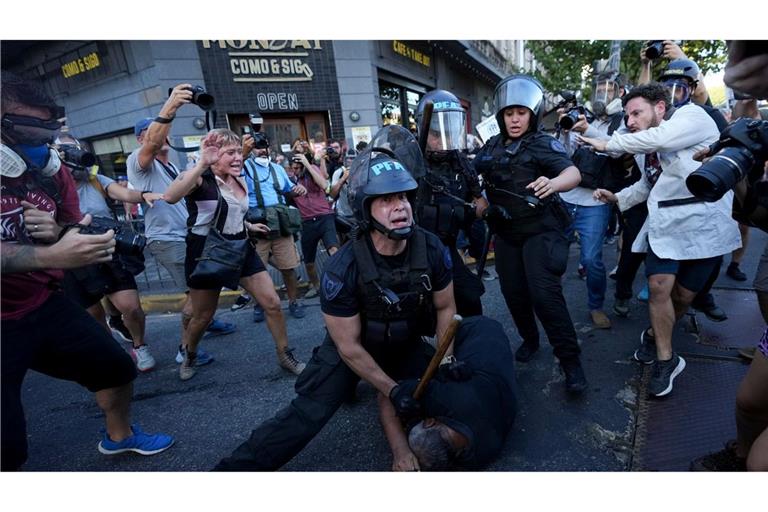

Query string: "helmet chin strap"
[[370, 218, 414, 240]]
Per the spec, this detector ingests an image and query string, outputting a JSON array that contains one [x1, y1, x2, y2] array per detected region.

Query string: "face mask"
[[0, 144, 61, 178], [254, 156, 270, 167], [605, 97, 623, 116], [15, 143, 51, 168]]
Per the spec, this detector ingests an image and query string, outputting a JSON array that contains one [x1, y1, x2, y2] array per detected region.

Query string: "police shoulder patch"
[[549, 138, 567, 154], [442, 245, 453, 271], [321, 272, 344, 301]]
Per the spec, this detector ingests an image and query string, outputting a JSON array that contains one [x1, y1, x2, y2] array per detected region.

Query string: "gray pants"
[[147, 239, 187, 289]]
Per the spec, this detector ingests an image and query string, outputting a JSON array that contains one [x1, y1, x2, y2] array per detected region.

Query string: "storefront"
[[4, 40, 513, 171], [195, 40, 345, 155]]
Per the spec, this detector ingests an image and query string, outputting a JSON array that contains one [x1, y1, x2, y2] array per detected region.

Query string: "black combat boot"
[[560, 358, 588, 395]]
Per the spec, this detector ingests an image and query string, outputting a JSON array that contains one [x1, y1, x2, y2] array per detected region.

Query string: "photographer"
[[164, 129, 306, 379], [584, 82, 741, 397], [689, 46, 768, 469], [319, 138, 344, 178], [60, 136, 163, 372], [242, 122, 309, 322], [1, 71, 173, 470], [557, 71, 630, 328], [289, 152, 340, 299]]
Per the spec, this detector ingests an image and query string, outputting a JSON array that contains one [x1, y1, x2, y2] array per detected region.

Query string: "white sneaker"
[[304, 286, 319, 299], [132, 345, 156, 372]]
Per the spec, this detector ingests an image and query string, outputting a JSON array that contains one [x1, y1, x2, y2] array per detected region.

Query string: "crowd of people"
[[2, 39, 767, 472]]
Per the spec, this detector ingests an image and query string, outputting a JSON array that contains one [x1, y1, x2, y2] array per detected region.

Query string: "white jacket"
[[608, 103, 741, 260]]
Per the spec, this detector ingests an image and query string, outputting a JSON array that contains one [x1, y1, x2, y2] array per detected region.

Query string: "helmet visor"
[[493, 77, 543, 115], [662, 78, 691, 108], [591, 79, 618, 114], [426, 111, 467, 151]]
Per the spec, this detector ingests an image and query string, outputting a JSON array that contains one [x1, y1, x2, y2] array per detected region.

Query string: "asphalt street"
[[19, 229, 767, 472]]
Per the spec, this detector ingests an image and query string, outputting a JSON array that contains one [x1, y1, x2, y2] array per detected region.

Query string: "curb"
[[139, 252, 496, 314]]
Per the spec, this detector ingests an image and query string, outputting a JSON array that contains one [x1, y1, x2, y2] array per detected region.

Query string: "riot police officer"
[[214, 126, 459, 470], [413, 90, 488, 317], [474, 74, 587, 394]]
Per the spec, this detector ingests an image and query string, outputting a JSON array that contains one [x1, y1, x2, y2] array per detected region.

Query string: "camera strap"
[[657, 197, 706, 208]]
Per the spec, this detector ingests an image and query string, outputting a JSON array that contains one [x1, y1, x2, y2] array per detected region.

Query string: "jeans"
[[563, 202, 611, 310]]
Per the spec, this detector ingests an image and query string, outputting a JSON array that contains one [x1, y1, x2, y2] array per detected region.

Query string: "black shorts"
[[300, 214, 339, 263], [1, 293, 136, 470], [185, 231, 266, 290], [62, 260, 138, 308], [645, 246, 723, 293]]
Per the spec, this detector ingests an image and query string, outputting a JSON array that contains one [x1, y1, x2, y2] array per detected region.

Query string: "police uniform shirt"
[[482, 132, 574, 237], [515, 132, 574, 180], [319, 230, 453, 317]]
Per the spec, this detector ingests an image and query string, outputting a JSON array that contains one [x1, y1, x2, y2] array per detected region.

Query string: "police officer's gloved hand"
[[389, 379, 423, 422], [438, 356, 472, 382], [482, 204, 512, 232]]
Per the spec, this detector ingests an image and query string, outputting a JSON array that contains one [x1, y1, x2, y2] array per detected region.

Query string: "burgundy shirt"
[[1, 167, 82, 320], [292, 166, 333, 220]]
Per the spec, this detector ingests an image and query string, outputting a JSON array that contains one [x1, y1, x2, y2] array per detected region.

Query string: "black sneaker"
[[648, 353, 686, 397], [108, 315, 133, 344], [633, 328, 656, 365], [515, 342, 539, 362], [726, 262, 748, 282], [561, 359, 588, 395], [230, 293, 251, 311], [690, 440, 746, 471], [613, 298, 630, 317]]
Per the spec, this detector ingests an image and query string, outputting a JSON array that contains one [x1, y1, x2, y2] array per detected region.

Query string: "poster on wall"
[[475, 116, 500, 143], [351, 126, 373, 148]]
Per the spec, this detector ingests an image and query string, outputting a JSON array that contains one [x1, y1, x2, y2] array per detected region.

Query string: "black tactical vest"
[[416, 155, 475, 245], [476, 134, 553, 234], [352, 228, 436, 353]]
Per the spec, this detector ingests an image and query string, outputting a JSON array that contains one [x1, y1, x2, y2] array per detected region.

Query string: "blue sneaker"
[[253, 304, 265, 323], [98, 425, 174, 456], [637, 283, 649, 302], [175, 345, 215, 366], [204, 318, 236, 337], [289, 301, 306, 319]]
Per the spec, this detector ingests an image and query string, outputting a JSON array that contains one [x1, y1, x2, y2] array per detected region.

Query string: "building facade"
[[3, 39, 524, 177]]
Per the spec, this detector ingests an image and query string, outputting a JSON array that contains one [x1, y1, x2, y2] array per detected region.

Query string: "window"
[[379, 81, 422, 133]]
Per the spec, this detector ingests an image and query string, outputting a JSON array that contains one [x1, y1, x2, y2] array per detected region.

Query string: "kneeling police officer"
[[214, 126, 458, 470], [474, 74, 587, 394], [413, 90, 488, 317]]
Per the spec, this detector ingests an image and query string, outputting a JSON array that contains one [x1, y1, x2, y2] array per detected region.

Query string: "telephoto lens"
[[686, 147, 755, 202], [60, 146, 96, 168], [559, 109, 581, 131]]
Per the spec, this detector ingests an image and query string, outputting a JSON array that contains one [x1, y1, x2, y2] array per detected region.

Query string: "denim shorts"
[[645, 246, 722, 293]]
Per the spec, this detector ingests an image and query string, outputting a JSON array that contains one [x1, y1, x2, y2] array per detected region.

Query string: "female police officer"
[[474, 74, 587, 395]]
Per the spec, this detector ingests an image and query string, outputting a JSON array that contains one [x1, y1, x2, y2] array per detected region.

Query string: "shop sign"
[[201, 40, 322, 83], [256, 92, 299, 111], [61, 51, 101, 79], [392, 41, 431, 67]]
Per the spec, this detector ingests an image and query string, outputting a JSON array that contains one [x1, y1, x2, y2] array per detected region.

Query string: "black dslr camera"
[[59, 146, 96, 168], [558, 105, 595, 131], [644, 41, 665, 60], [686, 118, 768, 202], [169, 85, 215, 111], [80, 217, 147, 257]]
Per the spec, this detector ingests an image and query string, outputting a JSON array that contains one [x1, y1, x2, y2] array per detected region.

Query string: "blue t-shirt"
[[242, 157, 293, 208]]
